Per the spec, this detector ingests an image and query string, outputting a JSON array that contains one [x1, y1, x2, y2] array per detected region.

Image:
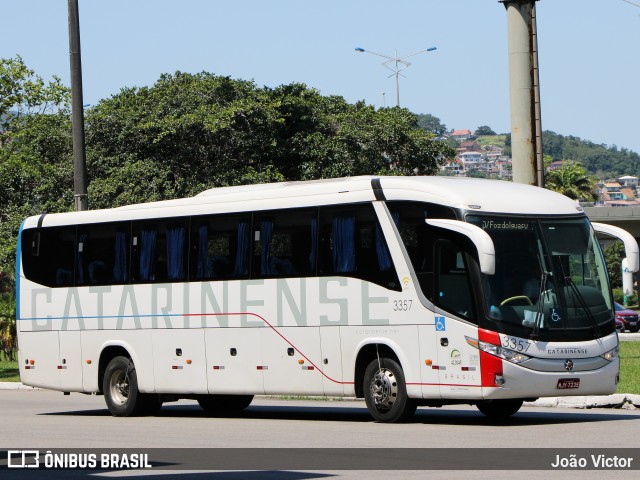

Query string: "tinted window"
[[318, 204, 400, 291], [252, 209, 317, 278], [22, 227, 76, 287], [77, 223, 130, 285], [190, 214, 251, 281], [132, 220, 188, 283]]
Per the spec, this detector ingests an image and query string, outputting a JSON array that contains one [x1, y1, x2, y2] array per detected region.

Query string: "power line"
[[622, 0, 640, 8]]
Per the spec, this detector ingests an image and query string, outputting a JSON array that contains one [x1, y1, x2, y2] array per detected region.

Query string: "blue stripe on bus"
[[15, 219, 26, 321]]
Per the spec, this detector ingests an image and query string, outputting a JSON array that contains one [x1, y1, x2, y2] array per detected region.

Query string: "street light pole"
[[355, 47, 437, 107], [68, 0, 88, 211]]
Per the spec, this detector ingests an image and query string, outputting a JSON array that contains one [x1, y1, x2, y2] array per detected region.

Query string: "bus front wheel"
[[476, 399, 523, 418], [363, 358, 416, 423], [103, 356, 149, 417]]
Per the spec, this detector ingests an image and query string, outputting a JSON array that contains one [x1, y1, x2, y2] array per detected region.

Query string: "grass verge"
[[0, 357, 19, 382], [618, 341, 640, 395]]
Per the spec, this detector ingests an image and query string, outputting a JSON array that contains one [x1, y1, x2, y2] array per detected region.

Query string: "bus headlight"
[[600, 347, 619, 362], [466, 336, 531, 364]]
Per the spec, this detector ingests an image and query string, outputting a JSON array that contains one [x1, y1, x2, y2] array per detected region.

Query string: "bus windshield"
[[466, 215, 614, 341]]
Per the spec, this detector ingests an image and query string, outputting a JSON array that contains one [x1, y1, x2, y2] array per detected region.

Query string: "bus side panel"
[[417, 324, 441, 399], [205, 327, 265, 395], [262, 326, 323, 395], [319, 326, 345, 396], [18, 330, 61, 390], [435, 317, 482, 399], [59, 330, 83, 391], [152, 328, 208, 394], [80, 329, 154, 393]]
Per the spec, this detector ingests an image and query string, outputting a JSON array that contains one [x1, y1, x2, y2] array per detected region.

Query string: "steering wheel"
[[500, 295, 533, 306]]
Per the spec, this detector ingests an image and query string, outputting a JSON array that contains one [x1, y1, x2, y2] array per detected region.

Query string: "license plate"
[[557, 378, 580, 389], [630, 322, 637, 326]]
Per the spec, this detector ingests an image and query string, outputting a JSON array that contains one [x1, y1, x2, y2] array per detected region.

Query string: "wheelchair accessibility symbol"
[[436, 316, 446, 331], [551, 307, 561, 322]]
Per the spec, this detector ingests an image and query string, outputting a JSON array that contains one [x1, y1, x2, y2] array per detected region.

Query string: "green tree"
[[475, 125, 496, 136], [603, 241, 624, 290], [85, 72, 455, 208], [415, 113, 447, 136], [544, 161, 598, 202]]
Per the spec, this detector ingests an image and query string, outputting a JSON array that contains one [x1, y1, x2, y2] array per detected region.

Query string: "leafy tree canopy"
[[544, 160, 598, 202], [475, 125, 496, 136]]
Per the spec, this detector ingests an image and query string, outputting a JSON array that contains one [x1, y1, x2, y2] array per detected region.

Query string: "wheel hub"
[[370, 368, 398, 410]]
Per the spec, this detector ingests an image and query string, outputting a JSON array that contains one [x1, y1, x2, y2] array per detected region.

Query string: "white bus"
[[16, 176, 639, 422]]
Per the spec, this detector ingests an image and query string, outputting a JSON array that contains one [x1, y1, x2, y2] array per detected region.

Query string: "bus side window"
[[190, 214, 251, 281], [252, 209, 317, 279], [22, 227, 76, 287], [132, 220, 187, 283], [76, 223, 130, 285], [434, 239, 476, 321], [318, 204, 400, 291]]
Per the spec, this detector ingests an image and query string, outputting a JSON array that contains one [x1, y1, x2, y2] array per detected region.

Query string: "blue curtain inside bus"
[[139, 228, 157, 281], [234, 220, 249, 276], [113, 230, 128, 282], [260, 220, 274, 275], [375, 212, 399, 272], [197, 224, 209, 279], [332, 214, 356, 273], [166, 225, 185, 280]]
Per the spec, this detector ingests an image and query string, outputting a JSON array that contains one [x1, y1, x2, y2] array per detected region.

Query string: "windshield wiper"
[[530, 271, 549, 340], [565, 276, 601, 338]]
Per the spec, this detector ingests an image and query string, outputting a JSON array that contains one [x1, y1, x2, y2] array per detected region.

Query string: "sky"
[[2, 0, 640, 155]]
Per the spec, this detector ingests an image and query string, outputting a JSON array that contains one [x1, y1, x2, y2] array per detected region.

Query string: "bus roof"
[[25, 176, 583, 228]]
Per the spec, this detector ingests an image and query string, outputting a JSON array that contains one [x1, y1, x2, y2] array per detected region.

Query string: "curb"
[[1, 382, 638, 409], [525, 394, 640, 410], [0, 382, 40, 390]]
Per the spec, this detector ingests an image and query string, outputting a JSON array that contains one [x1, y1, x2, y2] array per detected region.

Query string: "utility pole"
[[501, 0, 543, 187], [68, 0, 89, 211]]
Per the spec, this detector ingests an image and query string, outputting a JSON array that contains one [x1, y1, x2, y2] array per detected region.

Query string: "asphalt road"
[[1, 390, 640, 479]]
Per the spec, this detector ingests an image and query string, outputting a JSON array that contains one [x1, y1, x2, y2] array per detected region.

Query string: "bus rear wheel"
[[197, 394, 254, 415], [476, 399, 523, 419], [103, 356, 153, 417], [363, 358, 417, 423]]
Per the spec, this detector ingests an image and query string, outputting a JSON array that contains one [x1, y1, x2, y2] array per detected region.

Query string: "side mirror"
[[425, 219, 495, 275]]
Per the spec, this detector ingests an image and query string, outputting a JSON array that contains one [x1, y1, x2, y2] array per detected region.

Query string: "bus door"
[[432, 239, 482, 398]]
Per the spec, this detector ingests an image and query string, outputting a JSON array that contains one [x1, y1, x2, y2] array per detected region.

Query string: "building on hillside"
[[450, 129, 473, 141], [459, 151, 484, 166], [443, 159, 464, 175], [618, 175, 638, 188], [547, 160, 565, 171], [459, 141, 481, 152]]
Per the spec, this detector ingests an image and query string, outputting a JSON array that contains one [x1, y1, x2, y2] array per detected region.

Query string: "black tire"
[[476, 399, 523, 419], [102, 356, 148, 417], [197, 394, 254, 415], [363, 357, 417, 423]]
